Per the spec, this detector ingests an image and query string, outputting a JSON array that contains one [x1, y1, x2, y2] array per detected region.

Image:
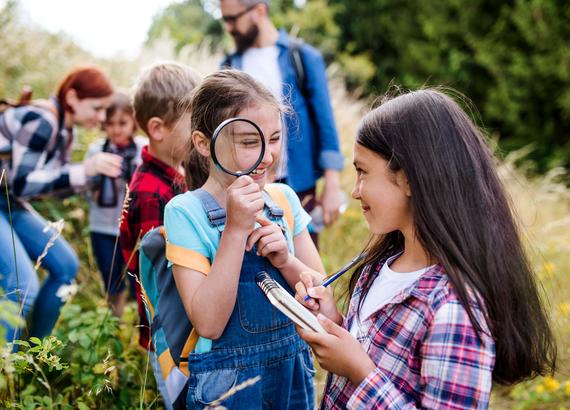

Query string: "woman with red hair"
[[0, 66, 122, 342]]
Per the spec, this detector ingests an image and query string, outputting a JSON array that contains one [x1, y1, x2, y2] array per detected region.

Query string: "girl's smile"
[[250, 167, 267, 182], [215, 104, 282, 189], [351, 142, 412, 235]]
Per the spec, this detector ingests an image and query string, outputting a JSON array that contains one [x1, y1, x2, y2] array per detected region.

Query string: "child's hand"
[[246, 216, 290, 268], [295, 272, 342, 325], [225, 176, 264, 234], [297, 314, 376, 386], [84, 152, 123, 178]]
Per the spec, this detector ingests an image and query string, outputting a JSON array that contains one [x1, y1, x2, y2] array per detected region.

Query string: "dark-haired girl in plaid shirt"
[[295, 89, 556, 409]]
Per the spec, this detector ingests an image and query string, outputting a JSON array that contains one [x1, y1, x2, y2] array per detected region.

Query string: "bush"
[[330, 0, 570, 172], [0, 304, 160, 409]]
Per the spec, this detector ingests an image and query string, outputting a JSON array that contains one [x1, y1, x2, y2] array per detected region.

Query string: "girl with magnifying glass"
[[163, 70, 325, 409]]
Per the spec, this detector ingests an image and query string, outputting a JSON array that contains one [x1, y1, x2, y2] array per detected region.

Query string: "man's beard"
[[231, 24, 259, 53]]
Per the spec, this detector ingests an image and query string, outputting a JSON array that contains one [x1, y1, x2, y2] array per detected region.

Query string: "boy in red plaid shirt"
[[119, 62, 200, 407]]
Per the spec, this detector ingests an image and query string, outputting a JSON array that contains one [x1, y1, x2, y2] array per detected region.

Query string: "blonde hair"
[[132, 62, 201, 134]]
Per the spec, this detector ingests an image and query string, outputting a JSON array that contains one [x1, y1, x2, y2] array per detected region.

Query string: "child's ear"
[[191, 131, 211, 157], [65, 89, 78, 109], [396, 170, 412, 197], [147, 117, 165, 141]]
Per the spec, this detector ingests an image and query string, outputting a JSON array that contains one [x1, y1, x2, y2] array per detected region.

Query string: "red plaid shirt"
[[321, 254, 495, 409], [119, 146, 186, 350]]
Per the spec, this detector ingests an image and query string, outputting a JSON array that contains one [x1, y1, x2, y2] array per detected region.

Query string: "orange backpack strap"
[[264, 184, 295, 235]]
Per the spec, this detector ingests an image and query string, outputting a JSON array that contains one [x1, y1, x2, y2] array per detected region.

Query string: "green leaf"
[[29, 337, 42, 345], [77, 402, 90, 410]]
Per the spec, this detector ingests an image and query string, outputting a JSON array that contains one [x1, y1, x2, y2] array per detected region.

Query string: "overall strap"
[[193, 188, 226, 227], [194, 187, 291, 229]]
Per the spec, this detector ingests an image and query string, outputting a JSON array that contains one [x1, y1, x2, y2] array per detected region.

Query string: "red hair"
[[56, 66, 114, 112]]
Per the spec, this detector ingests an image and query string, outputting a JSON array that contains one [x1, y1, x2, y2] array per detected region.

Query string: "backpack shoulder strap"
[[221, 53, 233, 69], [264, 184, 295, 235], [288, 37, 307, 98]]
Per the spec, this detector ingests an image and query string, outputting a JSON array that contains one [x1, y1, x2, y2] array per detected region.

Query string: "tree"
[[330, 0, 570, 171], [146, 0, 224, 52]]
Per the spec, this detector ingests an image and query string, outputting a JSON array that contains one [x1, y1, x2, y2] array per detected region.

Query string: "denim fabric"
[[185, 190, 315, 409], [0, 197, 78, 341], [90, 231, 134, 296], [224, 30, 344, 193]]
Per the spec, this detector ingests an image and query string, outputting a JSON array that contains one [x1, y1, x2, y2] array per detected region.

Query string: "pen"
[[303, 252, 367, 302]]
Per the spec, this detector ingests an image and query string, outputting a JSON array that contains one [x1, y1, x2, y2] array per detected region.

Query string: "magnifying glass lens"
[[212, 119, 265, 176]]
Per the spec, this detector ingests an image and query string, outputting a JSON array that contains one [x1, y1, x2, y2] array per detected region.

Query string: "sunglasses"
[[221, 3, 259, 24]]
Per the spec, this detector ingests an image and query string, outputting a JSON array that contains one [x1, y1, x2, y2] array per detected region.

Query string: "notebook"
[[256, 271, 327, 334]]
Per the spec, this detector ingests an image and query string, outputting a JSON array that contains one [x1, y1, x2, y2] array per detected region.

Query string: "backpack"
[[0, 86, 33, 113], [138, 185, 295, 409]]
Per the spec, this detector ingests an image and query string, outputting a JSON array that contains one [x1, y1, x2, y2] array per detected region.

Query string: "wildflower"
[[565, 381, 570, 397], [559, 302, 570, 317], [543, 376, 560, 392], [535, 384, 545, 394], [67, 208, 85, 221], [55, 281, 78, 303], [542, 262, 555, 278]]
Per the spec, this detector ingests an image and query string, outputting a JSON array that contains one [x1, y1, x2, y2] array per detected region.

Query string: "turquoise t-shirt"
[[163, 183, 311, 353]]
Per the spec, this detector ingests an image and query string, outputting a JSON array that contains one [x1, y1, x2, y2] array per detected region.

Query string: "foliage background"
[[1, 0, 570, 408], [147, 0, 570, 172]]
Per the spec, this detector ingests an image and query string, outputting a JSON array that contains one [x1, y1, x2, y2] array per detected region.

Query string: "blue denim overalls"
[[186, 189, 315, 409]]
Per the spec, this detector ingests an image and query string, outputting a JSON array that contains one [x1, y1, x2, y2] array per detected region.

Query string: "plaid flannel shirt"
[[321, 255, 495, 410], [0, 99, 85, 198], [119, 146, 186, 350]]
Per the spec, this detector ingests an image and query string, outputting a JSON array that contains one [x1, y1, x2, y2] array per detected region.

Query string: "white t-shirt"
[[242, 46, 282, 100], [242, 46, 288, 179], [350, 253, 433, 337]]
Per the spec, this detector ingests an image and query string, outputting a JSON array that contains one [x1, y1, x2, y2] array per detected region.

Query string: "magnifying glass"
[[210, 117, 266, 177]]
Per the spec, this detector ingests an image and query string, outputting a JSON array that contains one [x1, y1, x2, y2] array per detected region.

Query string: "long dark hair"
[[184, 70, 281, 190], [349, 88, 556, 385]]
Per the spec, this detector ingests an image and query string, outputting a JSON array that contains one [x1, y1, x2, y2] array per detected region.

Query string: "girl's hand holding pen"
[[295, 272, 343, 325], [302, 253, 367, 303]]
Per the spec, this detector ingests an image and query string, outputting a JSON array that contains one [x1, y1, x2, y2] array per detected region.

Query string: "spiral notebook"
[[256, 271, 327, 334]]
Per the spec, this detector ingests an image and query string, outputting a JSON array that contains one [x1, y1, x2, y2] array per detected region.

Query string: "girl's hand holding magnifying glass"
[[225, 176, 264, 235]]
